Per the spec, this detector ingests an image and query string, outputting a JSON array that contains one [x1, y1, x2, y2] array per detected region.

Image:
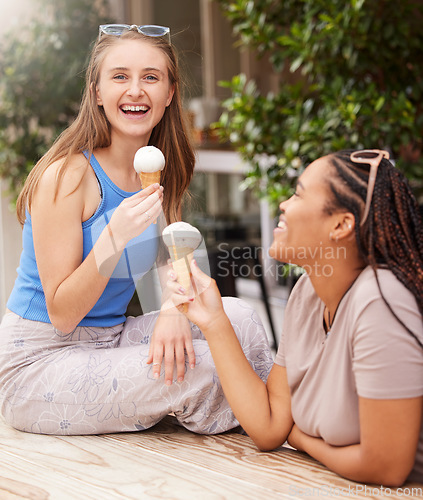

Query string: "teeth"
[[278, 220, 287, 230], [122, 105, 148, 112]]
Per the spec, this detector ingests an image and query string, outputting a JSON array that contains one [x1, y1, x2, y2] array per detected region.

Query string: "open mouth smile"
[[277, 219, 287, 231], [120, 105, 149, 116]]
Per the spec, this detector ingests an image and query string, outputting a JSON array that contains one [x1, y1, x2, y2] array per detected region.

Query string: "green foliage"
[[215, 0, 423, 212], [0, 0, 109, 202]]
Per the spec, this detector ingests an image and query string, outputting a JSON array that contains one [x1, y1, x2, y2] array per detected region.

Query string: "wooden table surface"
[[0, 415, 421, 499]]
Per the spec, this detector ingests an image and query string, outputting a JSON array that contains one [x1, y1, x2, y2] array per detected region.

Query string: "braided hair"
[[326, 149, 423, 348]]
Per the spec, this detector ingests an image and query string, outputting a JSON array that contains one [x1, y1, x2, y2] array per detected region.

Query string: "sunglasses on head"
[[350, 149, 390, 226], [99, 24, 171, 44]]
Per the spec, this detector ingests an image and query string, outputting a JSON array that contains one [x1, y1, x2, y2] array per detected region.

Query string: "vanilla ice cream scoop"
[[162, 222, 202, 250], [134, 146, 165, 174], [162, 222, 203, 296]]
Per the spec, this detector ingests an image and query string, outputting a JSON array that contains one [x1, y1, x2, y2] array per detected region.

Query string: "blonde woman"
[[0, 25, 272, 435]]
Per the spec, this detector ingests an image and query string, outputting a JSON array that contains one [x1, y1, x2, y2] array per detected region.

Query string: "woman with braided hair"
[[168, 149, 423, 486], [326, 150, 423, 348]]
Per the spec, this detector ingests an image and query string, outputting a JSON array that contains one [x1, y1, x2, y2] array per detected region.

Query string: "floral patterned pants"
[[0, 298, 273, 435]]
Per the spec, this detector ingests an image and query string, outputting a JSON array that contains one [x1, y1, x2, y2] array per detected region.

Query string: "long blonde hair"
[[16, 30, 195, 225]]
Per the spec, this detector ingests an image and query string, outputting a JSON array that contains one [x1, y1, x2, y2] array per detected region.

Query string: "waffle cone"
[[169, 246, 194, 291], [139, 171, 161, 223], [139, 171, 161, 189]]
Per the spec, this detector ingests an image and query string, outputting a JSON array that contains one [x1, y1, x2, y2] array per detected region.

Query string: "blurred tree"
[[0, 0, 109, 202], [215, 0, 423, 213]]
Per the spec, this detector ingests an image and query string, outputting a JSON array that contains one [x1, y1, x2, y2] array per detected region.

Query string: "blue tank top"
[[7, 152, 158, 327]]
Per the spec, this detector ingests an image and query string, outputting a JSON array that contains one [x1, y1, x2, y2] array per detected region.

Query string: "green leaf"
[[290, 56, 304, 73], [374, 96, 385, 112]]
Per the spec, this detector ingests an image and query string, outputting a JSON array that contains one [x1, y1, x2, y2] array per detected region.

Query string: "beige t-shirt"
[[274, 266, 423, 483]]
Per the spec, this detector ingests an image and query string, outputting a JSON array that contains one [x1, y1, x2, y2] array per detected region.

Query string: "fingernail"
[[178, 286, 185, 294], [154, 372, 159, 379], [178, 377, 184, 383], [169, 272, 176, 279], [166, 380, 172, 386], [190, 363, 195, 369]]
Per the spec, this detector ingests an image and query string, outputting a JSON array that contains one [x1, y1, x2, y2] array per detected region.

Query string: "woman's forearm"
[[203, 315, 292, 450], [47, 224, 123, 332], [290, 427, 411, 487], [294, 433, 369, 481]]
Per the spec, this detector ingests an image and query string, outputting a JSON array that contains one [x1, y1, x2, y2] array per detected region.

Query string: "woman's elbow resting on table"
[[246, 365, 293, 452], [254, 437, 288, 453], [357, 396, 422, 486], [248, 416, 293, 452], [354, 446, 414, 487]]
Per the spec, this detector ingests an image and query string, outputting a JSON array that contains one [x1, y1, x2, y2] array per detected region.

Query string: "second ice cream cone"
[[169, 246, 194, 291], [162, 222, 203, 313]]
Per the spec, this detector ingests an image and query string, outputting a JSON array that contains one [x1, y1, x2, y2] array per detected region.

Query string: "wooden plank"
[[0, 416, 421, 499], [100, 421, 423, 499], [0, 418, 280, 499]]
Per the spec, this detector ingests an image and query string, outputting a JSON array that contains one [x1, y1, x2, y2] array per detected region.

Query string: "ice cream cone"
[[134, 146, 165, 225], [139, 170, 161, 189], [168, 246, 194, 291], [162, 222, 203, 313]]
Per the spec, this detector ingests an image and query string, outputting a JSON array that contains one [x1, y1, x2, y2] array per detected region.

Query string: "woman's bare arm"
[[288, 396, 422, 487], [32, 156, 162, 332], [169, 259, 293, 449]]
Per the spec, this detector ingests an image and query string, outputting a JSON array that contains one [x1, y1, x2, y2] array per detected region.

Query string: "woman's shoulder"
[[353, 266, 415, 303], [40, 153, 90, 193], [33, 153, 98, 219], [348, 266, 421, 331]]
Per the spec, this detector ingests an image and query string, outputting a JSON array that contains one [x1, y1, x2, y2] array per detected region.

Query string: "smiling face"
[[269, 157, 338, 266], [95, 38, 174, 144]]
